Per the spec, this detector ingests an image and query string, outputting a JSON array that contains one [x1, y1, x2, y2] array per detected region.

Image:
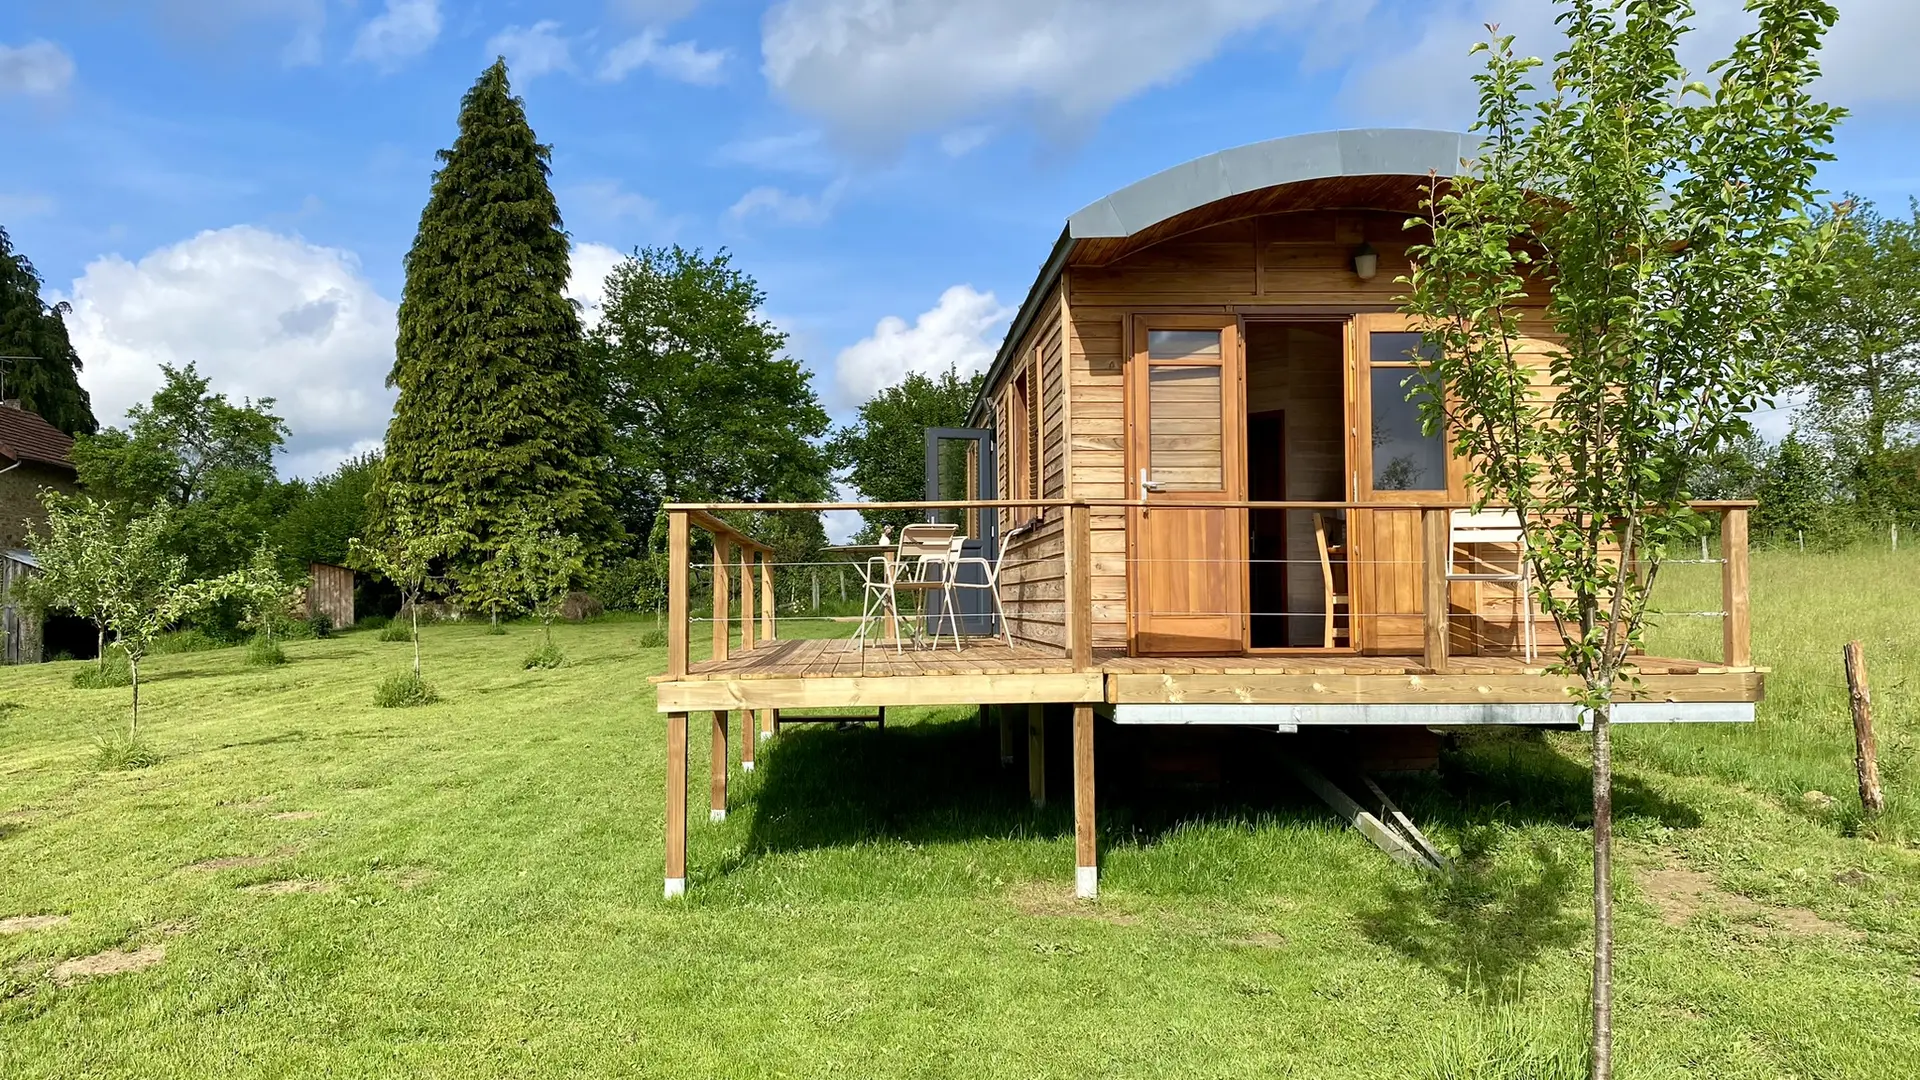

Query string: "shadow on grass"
[[1356, 828, 1583, 1001], [1401, 729, 1703, 833]]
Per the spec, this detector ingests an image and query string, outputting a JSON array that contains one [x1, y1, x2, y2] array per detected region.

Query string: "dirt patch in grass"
[[1637, 864, 1849, 938], [0, 914, 69, 934], [243, 878, 334, 896], [269, 811, 321, 821], [1006, 882, 1140, 925], [51, 944, 164, 984]]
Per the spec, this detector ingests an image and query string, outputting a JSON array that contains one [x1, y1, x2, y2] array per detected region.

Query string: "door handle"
[[1139, 469, 1164, 495]]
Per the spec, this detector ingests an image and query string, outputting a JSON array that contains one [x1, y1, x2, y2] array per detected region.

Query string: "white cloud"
[[833, 285, 1011, 403], [58, 226, 400, 480], [938, 126, 994, 158], [569, 179, 660, 224], [760, 0, 1336, 149], [487, 21, 575, 81], [0, 40, 75, 98], [567, 241, 627, 332], [350, 0, 442, 71], [599, 29, 727, 84], [1337, 0, 1920, 128], [727, 178, 848, 226]]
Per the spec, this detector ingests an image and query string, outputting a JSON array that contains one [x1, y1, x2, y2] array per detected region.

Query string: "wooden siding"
[[307, 562, 356, 628], [1001, 513, 1066, 649]]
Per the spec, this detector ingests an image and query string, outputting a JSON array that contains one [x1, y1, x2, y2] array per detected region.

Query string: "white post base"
[[1075, 866, 1098, 900], [664, 877, 686, 899], [709, 809, 726, 823], [758, 730, 772, 742], [742, 760, 755, 773]]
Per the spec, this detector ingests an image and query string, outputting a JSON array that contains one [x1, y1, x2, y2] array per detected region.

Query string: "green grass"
[[1, 569, 1917, 1078]]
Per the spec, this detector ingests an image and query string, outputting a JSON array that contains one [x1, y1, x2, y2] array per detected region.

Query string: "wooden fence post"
[[667, 511, 689, 680], [1421, 507, 1450, 674], [710, 710, 729, 823], [1721, 508, 1751, 668], [738, 547, 754, 654], [1844, 641, 1886, 816], [760, 552, 776, 643]]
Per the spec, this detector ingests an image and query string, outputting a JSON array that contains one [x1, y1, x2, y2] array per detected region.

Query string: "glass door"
[[924, 427, 998, 637]]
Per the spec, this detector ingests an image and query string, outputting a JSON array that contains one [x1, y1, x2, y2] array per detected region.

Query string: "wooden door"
[[1349, 314, 1461, 654], [1127, 315, 1246, 654]]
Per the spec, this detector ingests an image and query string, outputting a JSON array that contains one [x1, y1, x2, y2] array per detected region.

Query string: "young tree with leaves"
[[377, 59, 617, 577], [231, 542, 295, 643], [829, 366, 984, 541], [0, 223, 96, 436], [495, 513, 587, 663], [590, 244, 832, 544], [1402, 4, 1843, 1074], [351, 487, 452, 679]]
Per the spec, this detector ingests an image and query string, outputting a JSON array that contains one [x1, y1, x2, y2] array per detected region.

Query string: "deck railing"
[[659, 499, 1755, 675]]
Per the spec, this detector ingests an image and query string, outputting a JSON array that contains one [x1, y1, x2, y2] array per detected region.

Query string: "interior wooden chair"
[[1313, 512, 1350, 649], [1445, 508, 1536, 660]]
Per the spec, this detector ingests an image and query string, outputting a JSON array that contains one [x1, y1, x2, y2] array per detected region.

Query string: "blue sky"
[[3, 0, 1917, 481]]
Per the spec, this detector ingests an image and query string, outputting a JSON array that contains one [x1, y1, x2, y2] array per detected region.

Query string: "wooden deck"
[[652, 637, 1762, 711]]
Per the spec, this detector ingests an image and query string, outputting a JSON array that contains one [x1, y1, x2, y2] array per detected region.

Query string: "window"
[[1367, 331, 1446, 492], [1009, 367, 1032, 500], [1145, 328, 1225, 492]]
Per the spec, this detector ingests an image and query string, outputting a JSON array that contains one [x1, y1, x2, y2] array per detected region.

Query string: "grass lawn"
[[3, 551, 1919, 1078]]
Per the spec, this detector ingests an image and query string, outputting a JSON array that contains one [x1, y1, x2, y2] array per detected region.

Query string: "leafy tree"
[[1754, 433, 1834, 541], [829, 366, 983, 540], [1793, 198, 1920, 519], [70, 362, 289, 579], [230, 542, 295, 643], [1401, 4, 1843, 1074], [272, 451, 380, 571], [590, 245, 832, 544], [377, 58, 617, 577], [15, 493, 116, 670], [0, 223, 96, 435], [351, 485, 452, 679], [495, 513, 587, 658]]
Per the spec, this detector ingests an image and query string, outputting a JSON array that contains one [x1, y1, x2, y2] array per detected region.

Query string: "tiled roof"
[[0, 405, 77, 472]]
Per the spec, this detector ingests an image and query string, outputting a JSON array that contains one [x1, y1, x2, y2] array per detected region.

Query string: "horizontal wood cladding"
[[1002, 513, 1067, 649]]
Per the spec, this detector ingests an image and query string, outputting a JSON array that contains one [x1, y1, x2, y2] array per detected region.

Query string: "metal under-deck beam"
[[1105, 701, 1755, 727]]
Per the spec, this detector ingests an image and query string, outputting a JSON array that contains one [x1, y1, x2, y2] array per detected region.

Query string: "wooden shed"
[[649, 129, 1762, 900], [307, 562, 355, 629]]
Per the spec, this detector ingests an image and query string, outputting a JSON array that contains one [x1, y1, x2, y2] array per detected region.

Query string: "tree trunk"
[[97, 627, 106, 672], [1591, 697, 1615, 1080], [411, 607, 421, 677]]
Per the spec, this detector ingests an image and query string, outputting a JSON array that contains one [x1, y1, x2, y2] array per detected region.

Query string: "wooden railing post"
[[712, 534, 731, 665], [1421, 507, 1451, 674], [1065, 503, 1093, 669], [759, 552, 775, 643], [737, 546, 754, 653], [1721, 507, 1751, 667], [667, 511, 689, 680], [664, 710, 688, 898]]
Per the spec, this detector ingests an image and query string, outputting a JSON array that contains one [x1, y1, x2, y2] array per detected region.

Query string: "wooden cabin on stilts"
[[652, 129, 1762, 900]]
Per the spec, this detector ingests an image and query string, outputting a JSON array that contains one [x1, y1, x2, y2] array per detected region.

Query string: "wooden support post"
[[1421, 507, 1450, 674], [667, 512, 689, 680], [998, 705, 1015, 767], [712, 535, 731, 664], [1066, 504, 1093, 669], [1072, 703, 1097, 899], [738, 548, 754, 653], [1027, 703, 1046, 808], [759, 708, 775, 742], [665, 711, 688, 898], [769, 708, 781, 738], [760, 553, 776, 643], [709, 710, 729, 823], [1844, 641, 1886, 816], [1721, 508, 1751, 667]]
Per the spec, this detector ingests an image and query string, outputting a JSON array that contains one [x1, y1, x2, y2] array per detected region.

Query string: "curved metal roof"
[[1066, 128, 1473, 239]]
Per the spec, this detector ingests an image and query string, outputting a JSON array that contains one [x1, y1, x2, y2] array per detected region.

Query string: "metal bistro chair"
[[1445, 508, 1537, 661], [849, 526, 899, 655], [946, 516, 1042, 648], [887, 523, 963, 653]]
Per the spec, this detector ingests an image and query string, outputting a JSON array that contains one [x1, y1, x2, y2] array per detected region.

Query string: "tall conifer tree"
[[377, 59, 616, 570], [0, 223, 97, 435]]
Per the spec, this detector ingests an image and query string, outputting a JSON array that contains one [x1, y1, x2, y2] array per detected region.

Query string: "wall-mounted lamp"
[[1352, 241, 1378, 282]]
